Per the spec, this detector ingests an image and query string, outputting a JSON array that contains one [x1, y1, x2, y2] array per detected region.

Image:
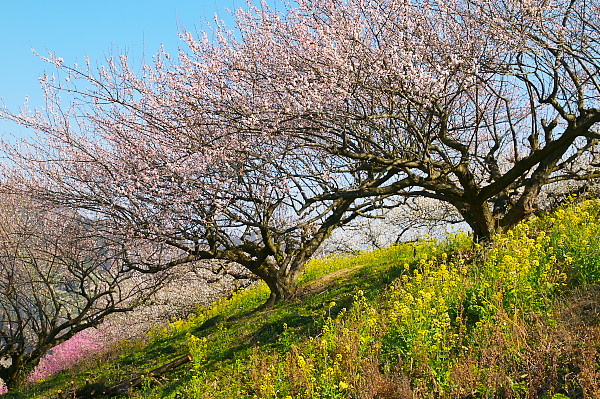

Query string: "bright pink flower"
[[29, 330, 106, 382]]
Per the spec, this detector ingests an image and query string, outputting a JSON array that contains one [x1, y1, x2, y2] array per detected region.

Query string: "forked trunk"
[[460, 192, 542, 241], [458, 200, 498, 241], [261, 270, 300, 308]]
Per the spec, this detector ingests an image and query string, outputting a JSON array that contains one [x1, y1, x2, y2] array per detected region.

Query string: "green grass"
[[12, 198, 600, 398]]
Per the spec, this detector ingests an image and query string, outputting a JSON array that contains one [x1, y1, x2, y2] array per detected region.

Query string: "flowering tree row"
[[3, 0, 600, 310]]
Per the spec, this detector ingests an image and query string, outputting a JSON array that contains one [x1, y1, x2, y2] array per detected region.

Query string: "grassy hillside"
[[12, 199, 600, 398]]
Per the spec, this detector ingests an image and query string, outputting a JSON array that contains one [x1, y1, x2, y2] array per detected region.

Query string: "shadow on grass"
[[24, 254, 415, 398]]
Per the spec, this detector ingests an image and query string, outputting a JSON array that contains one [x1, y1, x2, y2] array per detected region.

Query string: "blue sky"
[[0, 0, 275, 141]]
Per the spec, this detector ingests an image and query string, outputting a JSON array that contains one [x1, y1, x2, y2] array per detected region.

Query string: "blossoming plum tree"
[[204, 0, 600, 240], [1, 37, 388, 306]]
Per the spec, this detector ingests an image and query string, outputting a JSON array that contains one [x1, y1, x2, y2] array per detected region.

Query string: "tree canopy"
[[2, 0, 600, 307]]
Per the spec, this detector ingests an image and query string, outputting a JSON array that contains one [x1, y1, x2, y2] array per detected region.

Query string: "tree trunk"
[[261, 274, 294, 308], [457, 200, 498, 241], [0, 356, 25, 392], [249, 256, 307, 308]]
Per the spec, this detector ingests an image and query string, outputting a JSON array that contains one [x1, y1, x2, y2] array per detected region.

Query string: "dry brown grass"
[[342, 285, 600, 399], [445, 285, 600, 398]]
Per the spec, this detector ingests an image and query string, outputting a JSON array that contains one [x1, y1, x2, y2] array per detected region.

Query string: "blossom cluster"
[[28, 329, 107, 382]]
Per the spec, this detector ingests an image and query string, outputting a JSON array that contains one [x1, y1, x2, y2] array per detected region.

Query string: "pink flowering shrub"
[[29, 329, 107, 382], [0, 382, 7, 395]]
